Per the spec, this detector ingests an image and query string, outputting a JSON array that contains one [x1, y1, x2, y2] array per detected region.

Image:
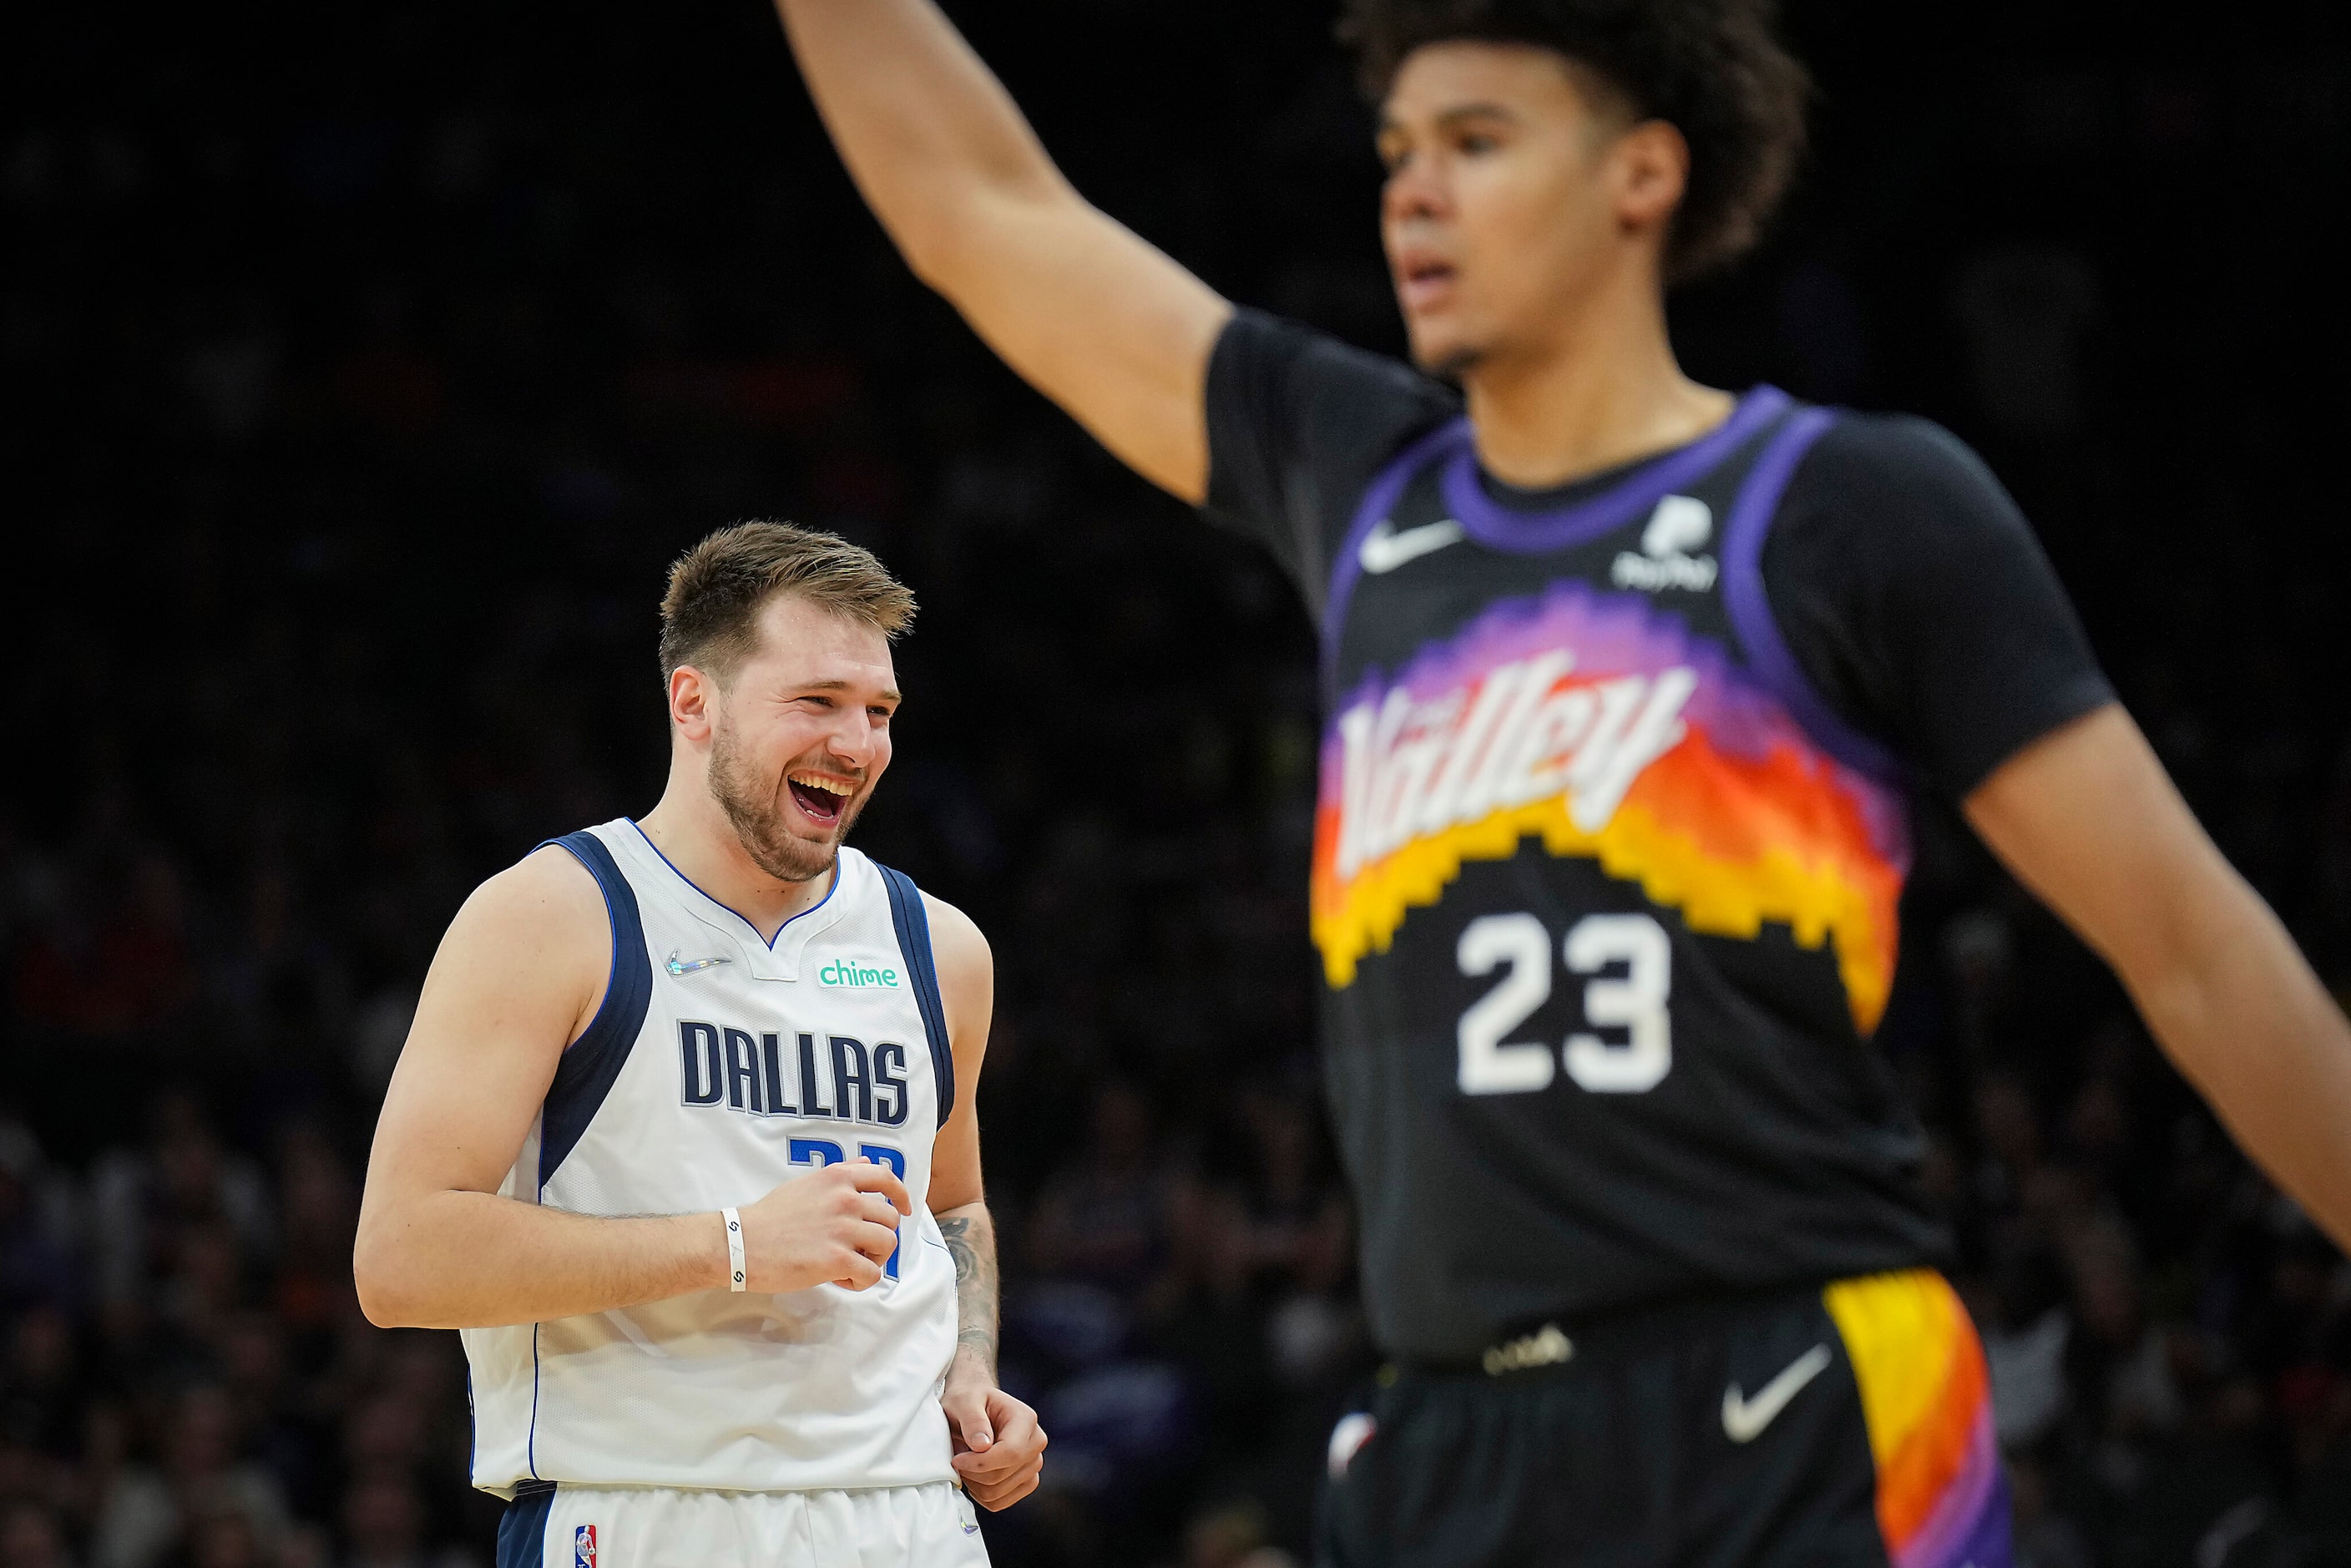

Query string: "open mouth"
[[786, 771, 855, 827], [1398, 260, 1457, 311]]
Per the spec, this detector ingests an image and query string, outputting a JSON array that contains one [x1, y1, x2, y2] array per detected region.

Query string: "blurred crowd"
[[7, 2, 2351, 1565]]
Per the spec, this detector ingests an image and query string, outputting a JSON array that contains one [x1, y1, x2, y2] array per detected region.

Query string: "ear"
[[669, 665, 718, 742], [1610, 119, 1690, 238]]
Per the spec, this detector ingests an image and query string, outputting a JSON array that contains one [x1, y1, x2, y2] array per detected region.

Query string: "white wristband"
[[722, 1207, 746, 1292]]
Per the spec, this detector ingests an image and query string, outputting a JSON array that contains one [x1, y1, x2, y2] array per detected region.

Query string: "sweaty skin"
[[771, 0, 2351, 1250], [352, 590, 1046, 1509]]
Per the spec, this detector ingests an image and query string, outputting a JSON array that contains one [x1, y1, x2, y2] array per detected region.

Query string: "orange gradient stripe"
[[1824, 1271, 1991, 1552], [1312, 726, 1902, 1032]]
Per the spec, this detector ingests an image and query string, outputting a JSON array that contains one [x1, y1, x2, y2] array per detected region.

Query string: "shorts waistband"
[[1384, 1270, 1937, 1383], [500, 1479, 967, 1502]]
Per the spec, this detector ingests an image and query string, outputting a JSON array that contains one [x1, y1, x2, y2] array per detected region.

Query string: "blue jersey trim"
[[876, 863, 956, 1129], [496, 1482, 556, 1568], [1718, 407, 1905, 784], [624, 817, 839, 951], [527, 1324, 541, 1482], [537, 832, 655, 1186]]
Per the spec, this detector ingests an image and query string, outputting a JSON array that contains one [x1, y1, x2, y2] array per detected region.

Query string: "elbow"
[[351, 1222, 428, 1329], [354, 1277, 407, 1330], [897, 215, 976, 299], [351, 1251, 404, 1328]]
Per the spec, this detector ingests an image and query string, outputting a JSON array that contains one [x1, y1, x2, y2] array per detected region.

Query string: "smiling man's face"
[[1377, 42, 1651, 378], [699, 592, 899, 884]]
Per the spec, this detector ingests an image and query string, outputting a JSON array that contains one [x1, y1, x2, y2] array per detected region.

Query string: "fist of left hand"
[[943, 1383, 1047, 1510]]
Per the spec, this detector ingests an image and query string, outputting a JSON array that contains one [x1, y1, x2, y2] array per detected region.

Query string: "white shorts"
[[497, 1482, 991, 1568]]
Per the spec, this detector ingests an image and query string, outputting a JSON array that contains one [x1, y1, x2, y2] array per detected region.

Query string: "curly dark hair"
[[1341, 0, 1810, 281]]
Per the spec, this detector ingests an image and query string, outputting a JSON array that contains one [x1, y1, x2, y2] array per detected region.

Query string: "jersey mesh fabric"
[[1201, 313, 2113, 1356], [462, 826, 958, 1496]]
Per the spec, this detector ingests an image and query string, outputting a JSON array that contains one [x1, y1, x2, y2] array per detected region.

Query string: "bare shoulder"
[[920, 890, 993, 989], [453, 843, 609, 955], [919, 890, 994, 1053], [373, 843, 614, 1201], [416, 843, 612, 1042]]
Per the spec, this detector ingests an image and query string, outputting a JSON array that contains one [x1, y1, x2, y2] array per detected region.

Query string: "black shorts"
[[1318, 1270, 2011, 1568]]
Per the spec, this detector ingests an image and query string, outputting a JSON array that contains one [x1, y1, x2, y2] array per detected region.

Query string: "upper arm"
[[1763, 417, 2113, 798], [920, 188, 1231, 503], [921, 892, 993, 1213], [1201, 310, 1462, 602], [1963, 704, 2246, 981], [776, 0, 1228, 501], [360, 847, 609, 1221]]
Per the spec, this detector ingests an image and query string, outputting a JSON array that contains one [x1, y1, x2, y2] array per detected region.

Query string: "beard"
[[705, 714, 867, 884]]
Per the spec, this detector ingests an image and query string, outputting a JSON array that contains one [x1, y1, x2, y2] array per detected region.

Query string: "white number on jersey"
[[1454, 914, 1556, 1094], [1454, 913, 1674, 1096]]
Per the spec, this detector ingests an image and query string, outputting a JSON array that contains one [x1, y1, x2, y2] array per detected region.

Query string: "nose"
[[1382, 153, 1447, 229], [824, 707, 882, 771]]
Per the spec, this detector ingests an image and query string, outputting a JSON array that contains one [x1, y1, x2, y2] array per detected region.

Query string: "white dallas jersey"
[[463, 821, 960, 1499]]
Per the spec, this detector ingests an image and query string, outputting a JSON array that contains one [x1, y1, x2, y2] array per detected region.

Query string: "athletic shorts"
[[1319, 1268, 2011, 1568], [494, 1480, 990, 1568]]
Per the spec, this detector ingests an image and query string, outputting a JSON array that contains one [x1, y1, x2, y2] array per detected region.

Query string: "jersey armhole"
[[1718, 409, 1905, 785], [535, 832, 655, 1187], [1320, 417, 1474, 663], [874, 862, 956, 1130]]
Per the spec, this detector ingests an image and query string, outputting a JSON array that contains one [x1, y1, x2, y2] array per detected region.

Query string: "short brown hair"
[[658, 521, 917, 683], [1342, 0, 1810, 282]]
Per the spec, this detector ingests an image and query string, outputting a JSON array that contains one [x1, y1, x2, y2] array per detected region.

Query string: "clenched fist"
[[944, 1377, 1047, 1510], [732, 1157, 912, 1293]]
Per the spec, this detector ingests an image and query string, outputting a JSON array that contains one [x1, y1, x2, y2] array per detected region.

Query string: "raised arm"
[[772, 0, 1231, 502], [352, 847, 911, 1328], [1965, 705, 2351, 1252]]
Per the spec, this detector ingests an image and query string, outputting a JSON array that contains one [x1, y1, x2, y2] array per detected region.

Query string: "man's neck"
[[637, 787, 836, 943], [1459, 282, 1734, 492]]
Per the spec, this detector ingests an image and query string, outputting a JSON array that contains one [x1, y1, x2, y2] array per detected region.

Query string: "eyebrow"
[[796, 678, 902, 703], [1434, 101, 1519, 129], [1380, 99, 1521, 137]]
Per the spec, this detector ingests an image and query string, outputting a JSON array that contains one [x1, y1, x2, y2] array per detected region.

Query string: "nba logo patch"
[[574, 1525, 596, 1568]]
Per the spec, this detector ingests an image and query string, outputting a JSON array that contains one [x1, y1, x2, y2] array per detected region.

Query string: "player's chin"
[[1405, 321, 1484, 382], [760, 814, 849, 881]]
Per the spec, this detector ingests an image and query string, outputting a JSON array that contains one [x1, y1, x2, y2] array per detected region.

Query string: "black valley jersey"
[[1204, 310, 2113, 1359]]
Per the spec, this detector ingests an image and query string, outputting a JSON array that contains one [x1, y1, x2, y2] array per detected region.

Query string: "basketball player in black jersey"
[[762, 1, 2351, 1562]]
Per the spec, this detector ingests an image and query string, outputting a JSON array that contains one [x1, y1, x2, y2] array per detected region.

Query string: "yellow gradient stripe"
[[1312, 795, 1894, 1031], [1822, 1270, 1960, 1469]]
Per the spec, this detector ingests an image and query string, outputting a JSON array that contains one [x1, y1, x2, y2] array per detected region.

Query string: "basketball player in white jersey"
[[353, 522, 1045, 1566]]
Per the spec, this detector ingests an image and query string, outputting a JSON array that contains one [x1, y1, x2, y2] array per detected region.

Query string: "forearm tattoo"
[[937, 1205, 999, 1373]]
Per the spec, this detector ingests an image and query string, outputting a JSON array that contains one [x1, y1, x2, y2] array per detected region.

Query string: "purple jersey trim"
[[1322, 416, 1473, 661], [1322, 386, 1791, 664], [1438, 384, 1791, 554], [1719, 407, 1904, 783]]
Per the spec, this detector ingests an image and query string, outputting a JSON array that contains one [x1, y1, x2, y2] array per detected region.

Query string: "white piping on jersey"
[[1332, 655, 1697, 878]]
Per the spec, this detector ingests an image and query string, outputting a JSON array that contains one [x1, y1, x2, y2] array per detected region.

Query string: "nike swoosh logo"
[[1358, 517, 1464, 574], [1722, 1343, 1833, 1443], [665, 950, 732, 976]]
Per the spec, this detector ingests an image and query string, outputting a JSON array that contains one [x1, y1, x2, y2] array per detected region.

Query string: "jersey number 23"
[[1455, 913, 1671, 1096]]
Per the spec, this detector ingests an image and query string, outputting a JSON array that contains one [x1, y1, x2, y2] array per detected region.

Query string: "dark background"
[[6, 2, 2351, 1565]]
